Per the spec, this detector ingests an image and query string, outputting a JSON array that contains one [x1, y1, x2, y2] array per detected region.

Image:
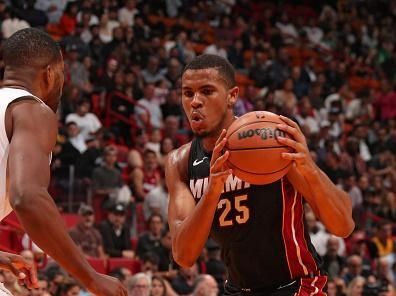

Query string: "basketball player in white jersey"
[[0, 28, 126, 295]]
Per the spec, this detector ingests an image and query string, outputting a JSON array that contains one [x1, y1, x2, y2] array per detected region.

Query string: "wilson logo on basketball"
[[237, 128, 286, 140]]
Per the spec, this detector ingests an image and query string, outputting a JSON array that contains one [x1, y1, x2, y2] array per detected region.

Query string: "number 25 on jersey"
[[218, 195, 250, 227]]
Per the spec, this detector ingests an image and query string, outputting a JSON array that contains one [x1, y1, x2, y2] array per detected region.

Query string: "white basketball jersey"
[[0, 87, 45, 221]]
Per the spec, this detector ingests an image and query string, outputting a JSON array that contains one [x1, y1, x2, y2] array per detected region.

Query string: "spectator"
[[34, 0, 68, 23], [171, 263, 199, 295], [1, 8, 30, 39], [322, 236, 346, 280], [126, 272, 151, 296], [98, 203, 134, 258], [143, 176, 168, 221], [192, 274, 219, 296], [58, 2, 78, 36], [371, 221, 396, 258], [92, 146, 122, 199], [69, 204, 106, 259], [66, 99, 102, 140], [130, 149, 161, 202], [136, 213, 164, 258], [64, 45, 93, 93], [135, 83, 163, 129], [346, 276, 365, 296], [118, 0, 139, 27], [58, 278, 81, 296], [151, 275, 167, 296], [344, 255, 365, 285], [63, 121, 87, 154], [16, 0, 48, 28], [141, 56, 165, 85]]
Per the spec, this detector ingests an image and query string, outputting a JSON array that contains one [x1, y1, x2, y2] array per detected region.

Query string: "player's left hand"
[[275, 115, 316, 176]]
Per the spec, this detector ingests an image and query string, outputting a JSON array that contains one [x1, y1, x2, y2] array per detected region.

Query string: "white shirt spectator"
[[66, 112, 102, 140], [2, 18, 30, 39], [118, 6, 139, 26], [69, 133, 87, 154], [143, 185, 168, 221], [35, 0, 69, 23], [135, 98, 163, 129], [204, 44, 228, 59]]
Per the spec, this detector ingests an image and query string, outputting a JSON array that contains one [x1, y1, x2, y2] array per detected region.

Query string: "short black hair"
[[183, 54, 236, 88], [2, 28, 61, 68]]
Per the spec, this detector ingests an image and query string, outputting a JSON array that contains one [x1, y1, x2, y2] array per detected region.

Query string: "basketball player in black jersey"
[[165, 54, 354, 295]]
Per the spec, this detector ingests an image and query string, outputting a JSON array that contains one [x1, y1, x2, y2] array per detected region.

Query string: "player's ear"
[[44, 64, 54, 89], [227, 86, 239, 108]]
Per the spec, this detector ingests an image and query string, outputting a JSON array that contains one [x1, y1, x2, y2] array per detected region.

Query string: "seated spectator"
[[205, 239, 226, 291], [151, 275, 167, 296], [136, 213, 164, 258], [69, 204, 106, 259], [171, 263, 199, 295], [143, 176, 168, 221], [16, 0, 48, 28], [371, 221, 396, 258], [157, 228, 176, 277], [274, 78, 298, 114], [1, 8, 30, 39], [92, 146, 122, 200], [98, 203, 134, 258], [163, 115, 188, 148], [141, 56, 165, 84], [75, 135, 102, 179], [135, 83, 163, 129], [160, 88, 183, 121], [140, 252, 160, 275], [130, 149, 161, 202], [322, 236, 346, 280], [192, 274, 219, 296], [63, 121, 87, 154], [126, 273, 151, 296], [31, 275, 50, 296], [58, 278, 81, 296], [58, 2, 78, 36], [343, 255, 365, 285], [118, 0, 139, 27], [346, 276, 365, 296], [66, 99, 102, 140]]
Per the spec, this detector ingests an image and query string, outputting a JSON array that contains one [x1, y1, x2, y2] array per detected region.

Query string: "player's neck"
[[3, 71, 43, 99], [202, 115, 236, 152]]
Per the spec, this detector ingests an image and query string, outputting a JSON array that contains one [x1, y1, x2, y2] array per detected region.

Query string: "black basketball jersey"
[[187, 137, 323, 289]]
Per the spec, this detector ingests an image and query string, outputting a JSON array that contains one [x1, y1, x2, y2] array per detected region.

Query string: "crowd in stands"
[[0, 0, 396, 295]]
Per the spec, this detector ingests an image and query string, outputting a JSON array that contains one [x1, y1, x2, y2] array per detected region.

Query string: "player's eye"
[[202, 89, 213, 96], [183, 91, 194, 98]]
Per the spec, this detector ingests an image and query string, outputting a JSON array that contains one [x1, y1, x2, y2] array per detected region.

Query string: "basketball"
[[225, 111, 293, 185]]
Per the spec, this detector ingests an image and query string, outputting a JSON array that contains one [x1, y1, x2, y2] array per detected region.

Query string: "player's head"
[[2, 28, 64, 112], [182, 54, 238, 137]]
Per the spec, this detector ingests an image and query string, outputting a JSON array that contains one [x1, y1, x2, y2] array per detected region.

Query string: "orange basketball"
[[225, 111, 293, 185]]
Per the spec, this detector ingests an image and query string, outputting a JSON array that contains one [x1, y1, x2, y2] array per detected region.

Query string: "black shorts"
[[223, 275, 327, 296]]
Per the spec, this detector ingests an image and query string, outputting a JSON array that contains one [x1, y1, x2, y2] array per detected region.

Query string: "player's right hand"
[[0, 251, 38, 289], [87, 273, 127, 296], [208, 129, 232, 195]]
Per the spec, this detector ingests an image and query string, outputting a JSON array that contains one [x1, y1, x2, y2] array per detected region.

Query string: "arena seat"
[[87, 258, 107, 274], [107, 258, 141, 274]]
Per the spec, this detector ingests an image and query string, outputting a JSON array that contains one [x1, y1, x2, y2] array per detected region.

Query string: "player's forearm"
[[303, 167, 354, 237], [10, 188, 97, 287], [172, 193, 219, 267]]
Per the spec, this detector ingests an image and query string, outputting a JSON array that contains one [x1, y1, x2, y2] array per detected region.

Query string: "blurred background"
[[0, 0, 396, 295]]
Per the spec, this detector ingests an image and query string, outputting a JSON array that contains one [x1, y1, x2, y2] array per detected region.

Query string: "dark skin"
[[166, 68, 354, 268], [3, 55, 127, 295]]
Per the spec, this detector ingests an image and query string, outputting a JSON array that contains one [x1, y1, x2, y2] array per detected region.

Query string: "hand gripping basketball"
[[208, 129, 233, 194], [276, 115, 316, 176]]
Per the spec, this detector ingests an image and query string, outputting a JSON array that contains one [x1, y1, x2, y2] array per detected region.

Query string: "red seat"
[[87, 258, 107, 274], [62, 213, 80, 229], [130, 237, 138, 251], [107, 258, 141, 274]]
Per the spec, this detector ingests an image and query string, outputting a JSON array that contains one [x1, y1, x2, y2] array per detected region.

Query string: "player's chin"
[[193, 129, 209, 137]]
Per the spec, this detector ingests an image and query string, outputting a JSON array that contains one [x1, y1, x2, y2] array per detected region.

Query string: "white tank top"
[[0, 87, 45, 221]]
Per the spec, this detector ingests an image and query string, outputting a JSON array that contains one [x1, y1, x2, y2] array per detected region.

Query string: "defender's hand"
[[0, 252, 38, 289]]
